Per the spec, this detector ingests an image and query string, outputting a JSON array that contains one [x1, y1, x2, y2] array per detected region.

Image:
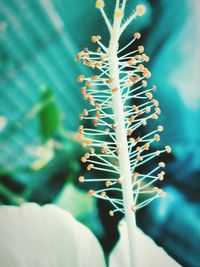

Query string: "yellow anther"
[[85, 81, 91, 87], [85, 153, 90, 159], [95, 0, 105, 9], [141, 119, 147, 126], [135, 54, 142, 60], [105, 180, 112, 187], [165, 145, 172, 153], [151, 99, 159, 107], [90, 147, 95, 153], [91, 35, 101, 43], [132, 105, 138, 111], [81, 156, 87, 163], [138, 45, 144, 53], [157, 172, 164, 181], [83, 109, 88, 116], [77, 75, 85, 83], [116, 147, 120, 155], [144, 143, 150, 150], [83, 140, 92, 147], [145, 92, 153, 99], [88, 190, 96, 196], [159, 162, 165, 168], [101, 191, 106, 197], [127, 129, 133, 136], [128, 57, 137, 66], [78, 176, 85, 183], [136, 156, 143, 162], [136, 4, 146, 16], [100, 55, 106, 61], [101, 146, 108, 153], [154, 134, 160, 142], [109, 210, 114, 216], [107, 77, 114, 84], [134, 32, 141, 39], [155, 107, 161, 115], [114, 9, 122, 18], [142, 80, 147, 87], [151, 114, 158, 120], [136, 146, 141, 152], [142, 53, 149, 62], [146, 106, 151, 113], [112, 87, 119, 93], [157, 125, 164, 132], [91, 75, 99, 81], [87, 164, 94, 171], [137, 64, 144, 71]]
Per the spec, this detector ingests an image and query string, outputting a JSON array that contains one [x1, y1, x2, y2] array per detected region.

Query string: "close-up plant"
[[0, 0, 199, 266], [76, 1, 171, 265]]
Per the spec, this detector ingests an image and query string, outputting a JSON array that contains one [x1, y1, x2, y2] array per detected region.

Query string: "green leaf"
[[39, 85, 61, 142]]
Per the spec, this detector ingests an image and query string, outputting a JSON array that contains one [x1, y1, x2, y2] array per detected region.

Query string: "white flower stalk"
[[77, 1, 171, 266]]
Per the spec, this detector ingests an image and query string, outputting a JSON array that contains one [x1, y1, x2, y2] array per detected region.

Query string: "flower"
[[0, 203, 106, 267], [109, 221, 180, 267]]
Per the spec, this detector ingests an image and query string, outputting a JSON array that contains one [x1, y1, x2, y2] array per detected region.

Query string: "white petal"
[[109, 222, 181, 267], [0, 203, 106, 267]]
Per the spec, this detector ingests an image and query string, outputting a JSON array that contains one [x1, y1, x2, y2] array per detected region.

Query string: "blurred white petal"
[[109, 222, 181, 267], [0, 203, 106, 267]]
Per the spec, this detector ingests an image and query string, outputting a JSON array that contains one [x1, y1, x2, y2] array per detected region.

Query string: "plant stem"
[[108, 12, 136, 267]]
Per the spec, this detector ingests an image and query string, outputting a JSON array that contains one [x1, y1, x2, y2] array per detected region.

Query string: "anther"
[[157, 125, 164, 132], [91, 75, 99, 81], [145, 92, 153, 99], [136, 156, 143, 162], [151, 114, 158, 120], [128, 58, 137, 66], [112, 87, 119, 93], [159, 162, 165, 168], [142, 80, 148, 87], [114, 9, 122, 18], [101, 191, 106, 197], [87, 164, 94, 171], [134, 32, 141, 39], [165, 145, 172, 153], [88, 190, 96, 196], [101, 146, 108, 153], [107, 77, 114, 84], [145, 106, 151, 113], [116, 147, 120, 155], [155, 107, 161, 115], [138, 64, 144, 71], [144, 143, 150, 150], [81, 156, 87, 163], [154, 134, 160, 142], [78, 176, 85, 183], [77, 75, 85, 83], [157, 172, 165, 181], [95, 0, 105, 9], [91, 35, 101, 43], [83, 109, 88, 116], [138, 45, 144, 53], [109, 210, 114, 216], [151, 99, 159, 107], [136, 4, 146, 16], [105, 180, 112, 187]]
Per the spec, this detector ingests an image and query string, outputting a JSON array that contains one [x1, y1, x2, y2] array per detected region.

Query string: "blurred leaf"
[[39, 85, 61, 142]]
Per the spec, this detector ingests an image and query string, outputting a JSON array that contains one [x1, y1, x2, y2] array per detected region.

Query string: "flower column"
[[108, 9, 136, 267]]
